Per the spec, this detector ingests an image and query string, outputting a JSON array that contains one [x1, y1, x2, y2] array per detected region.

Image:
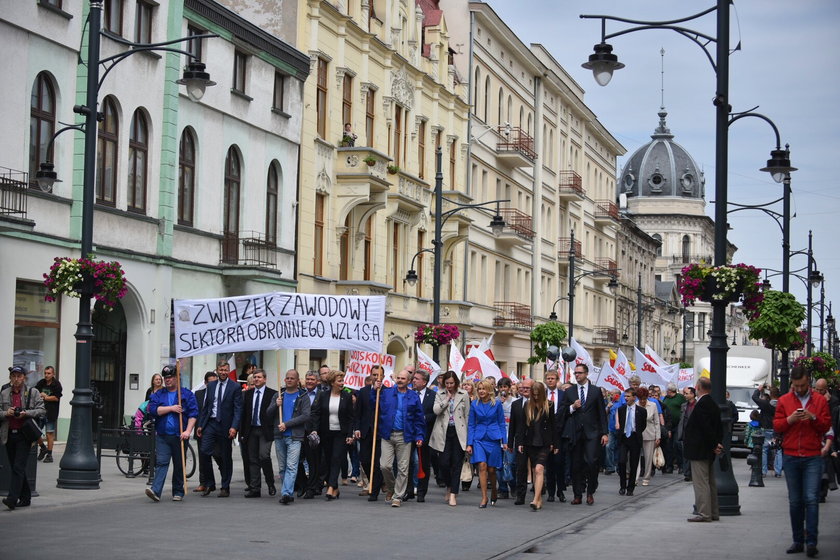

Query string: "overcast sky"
[[487, 0, 840, 346]]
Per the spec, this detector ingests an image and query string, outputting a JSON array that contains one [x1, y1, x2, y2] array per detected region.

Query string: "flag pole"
[[368, 377, 382, 495], [175, 360, 188, 492]]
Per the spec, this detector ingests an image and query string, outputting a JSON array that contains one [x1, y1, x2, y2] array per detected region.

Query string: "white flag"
[[645, 345, 666, 366], [569, 338, 594, 369], [416, 345, 441, 374], [633, 347, 669, 387], [449, 344, 465, 376], [592, 360, 628, 392], [614, 349, 632, 378]]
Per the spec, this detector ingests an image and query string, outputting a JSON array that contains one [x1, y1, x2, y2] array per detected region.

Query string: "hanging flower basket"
[[793, 352, 838, 380], [680, 263, 762, 319], [43, 255, 128, 311], [414, 323, 460, 346]]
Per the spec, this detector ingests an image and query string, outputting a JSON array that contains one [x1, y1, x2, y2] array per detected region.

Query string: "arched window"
[[483, 76, 490, 123], [224, 147, 241, 237], [339, 215, 350, 281], [497, 87, 503, 125], [682, 235, 691, 263], [652, 233, 663, 257], [97, 96, 119, 205], [178, 128, 196, 226], [29, 72, 56, 183], [266, 162, 280, 245], [128, 109, 148, 213], [473, 67, 480, 116]]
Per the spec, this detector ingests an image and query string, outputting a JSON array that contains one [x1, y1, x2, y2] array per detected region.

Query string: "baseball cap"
[[9, 366, 26, 375], [161, 365, 177, 378]]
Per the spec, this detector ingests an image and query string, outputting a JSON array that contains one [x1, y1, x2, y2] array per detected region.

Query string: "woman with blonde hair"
[[516, 381, 559, 511], [466, 379, 508, 508], [461, 378, 476, 401]]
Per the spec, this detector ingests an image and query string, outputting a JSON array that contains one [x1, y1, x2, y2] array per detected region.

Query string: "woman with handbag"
[[429, 371, 470, 507], [1, 366, 46, 510], [636, 387, 661, 487]]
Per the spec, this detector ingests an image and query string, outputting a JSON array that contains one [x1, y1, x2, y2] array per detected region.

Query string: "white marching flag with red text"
[[416, 345, 441, 375]]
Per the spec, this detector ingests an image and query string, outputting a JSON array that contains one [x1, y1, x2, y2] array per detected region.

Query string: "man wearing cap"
[[2, 366, 46, 510], [146, 366, 199, 502]]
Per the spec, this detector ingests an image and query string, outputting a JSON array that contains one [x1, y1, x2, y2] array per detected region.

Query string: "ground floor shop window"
[[14, 280, 60, 386]]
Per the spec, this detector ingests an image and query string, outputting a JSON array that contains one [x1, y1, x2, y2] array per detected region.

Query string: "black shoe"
[[604, 470, 615, 475], [806, 546, 818, 558], [279, 495, 294, 505], [514, 499, 525, 505], [626, 489, 634, 496], [558, 491, 566, 502], [619, 488, 626, 495], [244, 490, 261, 498], [3, 497, 16, 510], [547, 495, 555, 502], [303, 490, 315, 499], [684, 476, 692, 482], [15, 499, 31, 507], [404, 494, 415, 501], [201, 487, 215, 497], [417, 495, 425, 503], [786, 543, 804, 554], [268, 484, 277, 497], [461, 483, 471, 492], [296, 489, 306, 498], [43, 452, 54, 463], [367, 494, 379, 502], [38, 445, 48, 461], [218, 488, 230, 498], [500, 491, 509, 499]]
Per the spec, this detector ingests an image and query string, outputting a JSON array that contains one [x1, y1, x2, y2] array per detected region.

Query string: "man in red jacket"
[[774, 366, 832, 558]]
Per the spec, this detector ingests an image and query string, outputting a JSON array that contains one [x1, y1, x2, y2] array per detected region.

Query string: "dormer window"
[[649, 172, 664, 193]]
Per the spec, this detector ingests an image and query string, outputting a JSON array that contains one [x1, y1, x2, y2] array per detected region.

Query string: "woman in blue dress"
[[466, 379, 508, 508]]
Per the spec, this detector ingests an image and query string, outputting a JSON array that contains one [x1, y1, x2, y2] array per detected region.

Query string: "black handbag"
[[19, 388, 43, 442]]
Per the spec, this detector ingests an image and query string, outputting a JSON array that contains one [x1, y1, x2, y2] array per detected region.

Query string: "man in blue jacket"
[[372, 369, 425, 508], [146, 365, 198, 502]]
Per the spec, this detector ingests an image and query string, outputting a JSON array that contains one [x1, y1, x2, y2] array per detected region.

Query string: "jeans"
[[783, 455, 823, 546], [274, 437, 302, 498], [151, 434, 185, 498], [762, 429, 782, 475]]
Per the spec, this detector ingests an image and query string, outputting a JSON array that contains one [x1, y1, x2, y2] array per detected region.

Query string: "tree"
[[528, 322, 567, 365]]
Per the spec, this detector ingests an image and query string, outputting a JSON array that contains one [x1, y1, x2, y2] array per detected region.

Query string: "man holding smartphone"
[[774, 365, 832, 558]]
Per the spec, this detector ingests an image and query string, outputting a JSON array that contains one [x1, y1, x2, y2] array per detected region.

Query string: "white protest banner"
[[592, 361, 628, 392], [416, 345, 441, 375], [677, 367, 695, 389], [344, 351, 395, 390], [633, 347, 669, 387], [570, 338, 594, 369], [174, 292, 386, 358], [614, 349, 632, 378]]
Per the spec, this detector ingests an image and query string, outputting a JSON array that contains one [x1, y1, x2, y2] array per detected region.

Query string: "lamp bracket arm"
[[44, 123, 86, 159], [408, 248, 434, 269], [439, 198, 510, 226], [728, 111, 782, 148]]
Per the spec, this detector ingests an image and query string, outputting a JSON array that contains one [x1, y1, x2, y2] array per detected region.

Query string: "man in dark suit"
[[240, 369, 278, 498], [684, 376, 723, 522], [356, 366, 383, 501], [564, 363, 608, 505], [407, 369, 437, 502], [298, 371, 322, 498], [508, 378, 532, 505], [616, 387, 646, 496], [197, 360, 243, 497], [544, 371, 568, 502], [193, 371, 218, 494]]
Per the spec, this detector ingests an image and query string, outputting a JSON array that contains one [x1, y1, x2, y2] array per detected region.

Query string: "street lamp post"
[[636, 272, 643, 349], [41, 2, 215, 489], [566, 229, 618, 342], [408, 147, 507, 364], [581, 0, 741, 515]]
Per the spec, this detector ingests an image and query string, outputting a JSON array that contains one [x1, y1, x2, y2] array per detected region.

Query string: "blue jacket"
[[149, 387, 199, 436], [467, 400, 507, 446], [371, 386, 426, 443]]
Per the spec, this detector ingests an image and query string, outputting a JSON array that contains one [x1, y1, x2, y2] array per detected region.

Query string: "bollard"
[[747, 432, 765, 487]]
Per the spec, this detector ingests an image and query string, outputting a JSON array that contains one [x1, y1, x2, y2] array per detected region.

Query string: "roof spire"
[[653, 47, 672, 138]]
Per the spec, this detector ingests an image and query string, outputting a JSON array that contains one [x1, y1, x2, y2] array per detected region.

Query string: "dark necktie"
[[252, 389, 261, 426], [579, 385, 586, 407]]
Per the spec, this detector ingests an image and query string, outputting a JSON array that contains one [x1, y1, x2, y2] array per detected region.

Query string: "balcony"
[[0, 167, 33, 232], [558, 170, 585, 200], [495, 207, 534, 247], [220, 231, 283, 270], [594, 258, 619, 279], [593, 326, 618, 346], [492, 301, 533, 330], [557, 236, 583, 269], [334, 146, 392, 218], [594, 199, 619, 224], [671, 254, 713, 265], [496, 126, 536, 167]]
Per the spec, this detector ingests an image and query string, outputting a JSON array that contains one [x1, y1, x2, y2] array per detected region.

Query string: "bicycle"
[[115, 424, 196, 479]]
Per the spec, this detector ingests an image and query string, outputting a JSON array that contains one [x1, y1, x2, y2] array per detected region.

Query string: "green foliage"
[[679, 361, 693, 369], [747, 291, 806, 350], [528, 322, 567, 365]]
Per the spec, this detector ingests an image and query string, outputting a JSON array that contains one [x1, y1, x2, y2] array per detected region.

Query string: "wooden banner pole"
[[175, 360, 188, 492]]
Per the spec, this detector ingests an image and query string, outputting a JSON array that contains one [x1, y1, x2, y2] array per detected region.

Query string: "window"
[[449, 140, 456, 187], [104, 0, 123, 35], [483, 76, 490, 123], [96, 96, 119, 206], [682, 235, 690, 263], [29, 72, 56, 184], [187, 25, 203, 62], [177, 128, 196, 226], [127, 109, 148, 213], [416, 230, 424, 297], [417, 120, 426, 179], [652, 233, 663, 257], [272, 72, 285, 111], [391, 222, 401, 288], [363, 217, 372, 281], [365, 89, 375, 148], [41, 0, 62, 7], [339, 216, 350, 281], [266, 163, 279, 245], [233, 50, 247, 93], [316, 58, 328, 139], [14, 280, 60, 388], [223, 147, 241, 236], [134, 0, 153, 43], [314, 193, 325, 276], [342, 75, 353, 131], [473, 67, 480, 116], [393, 105, 404, 166]]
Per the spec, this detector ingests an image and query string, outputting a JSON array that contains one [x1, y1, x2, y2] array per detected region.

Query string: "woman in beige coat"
[[636, 386, 661, 486], [429, 371, 470, 507]]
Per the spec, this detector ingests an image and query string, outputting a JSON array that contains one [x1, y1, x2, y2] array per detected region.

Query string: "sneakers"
[[172, 495, 183, 502], [391, 498, 401, 507], [145, 489, 160, 502], [38, 445, 48, 461], [43, 452, 53, 463]]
